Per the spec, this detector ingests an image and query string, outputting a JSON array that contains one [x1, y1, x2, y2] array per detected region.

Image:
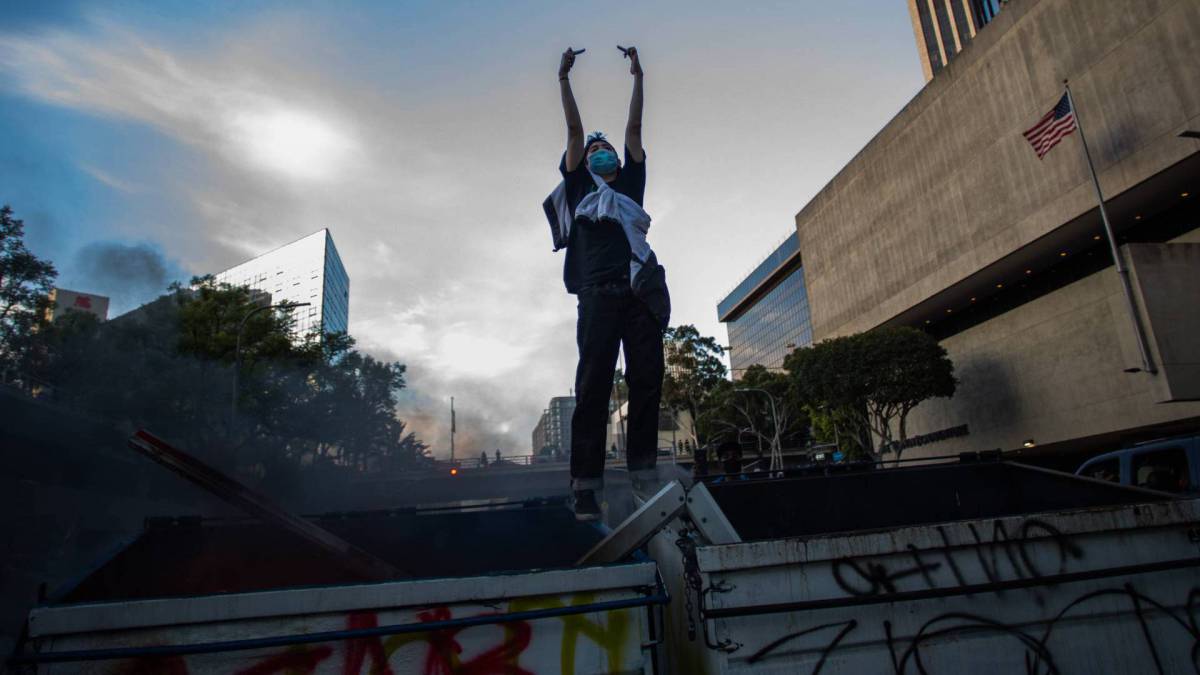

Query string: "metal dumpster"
[[13, 498, 667, 674], [648, 459, 1200, 674]]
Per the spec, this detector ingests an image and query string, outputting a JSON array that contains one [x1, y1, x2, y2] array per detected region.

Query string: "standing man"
[[553, 46, 668, 521]]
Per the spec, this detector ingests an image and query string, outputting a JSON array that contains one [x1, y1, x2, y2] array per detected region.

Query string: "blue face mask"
[[588, 149, 619, 174]]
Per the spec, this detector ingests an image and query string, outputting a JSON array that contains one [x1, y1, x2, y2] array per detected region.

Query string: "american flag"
[[1024, 92, 1078, 159]]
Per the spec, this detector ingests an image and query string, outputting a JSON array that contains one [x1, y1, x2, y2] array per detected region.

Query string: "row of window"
[[1079, 447, 1193, 494], [726, 264, 813, 375], [915, 0, 1002, 77]]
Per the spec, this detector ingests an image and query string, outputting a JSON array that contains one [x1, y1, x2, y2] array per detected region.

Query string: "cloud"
[[71, 241, 174, 314], [0, 24, 360, 185], [0, 6, 925, 458], [0, 17, 578, 457], [78, 163, 140, 193]]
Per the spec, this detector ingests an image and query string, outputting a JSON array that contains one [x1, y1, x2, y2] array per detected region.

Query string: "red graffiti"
[[109, 607, 538, 675], [415, 607, 533, 675], [344, 612, 395, 675], [233, 645, 333, 675]]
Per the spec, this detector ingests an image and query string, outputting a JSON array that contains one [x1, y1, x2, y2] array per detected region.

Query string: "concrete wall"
[[795, 0, 1200, 341], [903, 242, 1200, 459], [1127, 242, 1200, 402]]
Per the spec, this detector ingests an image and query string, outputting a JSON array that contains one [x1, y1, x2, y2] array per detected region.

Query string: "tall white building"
[[214, 229, 349, 338]]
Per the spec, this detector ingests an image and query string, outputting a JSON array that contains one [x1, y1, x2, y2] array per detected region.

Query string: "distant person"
[[693, 442, 710, 478], [544, 45, 670, 521], [494, 449, 502, 464], [718, 440, 743, 476], [479, 451, 489, 467]]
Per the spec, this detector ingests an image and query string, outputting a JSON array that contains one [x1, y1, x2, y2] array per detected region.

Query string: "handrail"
[[10, 590, 670, 665]]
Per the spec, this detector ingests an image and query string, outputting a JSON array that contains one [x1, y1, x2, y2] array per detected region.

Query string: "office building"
[[907, 0, 1004, 81], [531, 396, 575, 457], [46, 288, 109, 323], [214, 229, 349, 339], [772, 0, 1200, 467], [717, 233, 813, 379]]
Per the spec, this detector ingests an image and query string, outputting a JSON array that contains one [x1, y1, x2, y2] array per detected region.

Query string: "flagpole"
[[450, 396, 456, 462], [1064, 80, 1157, 374]]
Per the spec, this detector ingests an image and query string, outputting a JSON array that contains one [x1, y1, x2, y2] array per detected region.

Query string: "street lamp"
[[231, 301, 310, 429], [735, 387, 783, 473]]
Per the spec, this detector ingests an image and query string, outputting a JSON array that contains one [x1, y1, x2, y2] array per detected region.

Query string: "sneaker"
[[572, 489, 602, 522], [630, 468, 665, 499]]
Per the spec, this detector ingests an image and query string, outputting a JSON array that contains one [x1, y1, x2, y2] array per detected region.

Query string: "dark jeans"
[[571, 282, 664, 485]]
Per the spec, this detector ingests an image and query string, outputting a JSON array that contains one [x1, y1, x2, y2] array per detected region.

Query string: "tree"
[[0, 205, 57, 388], [732, 365, 809, 454], [785, 326, 956, 462], [695, 366, 809, 465], [661, 325, 727, 447], [39, 275, 425, 487]]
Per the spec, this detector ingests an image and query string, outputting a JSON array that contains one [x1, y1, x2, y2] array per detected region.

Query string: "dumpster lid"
[[701, 460, 1175, 541], [29, 561, 659, 639], [58, 497, 609, 603]]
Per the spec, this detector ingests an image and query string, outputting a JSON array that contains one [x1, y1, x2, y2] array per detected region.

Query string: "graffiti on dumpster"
[[744, 584, 1200, 674], [831, 517, 1084, 597], [106, 595, 637, 675]]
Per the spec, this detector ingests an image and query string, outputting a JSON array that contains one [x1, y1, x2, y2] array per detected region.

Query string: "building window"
[[933, 0, 956, 57], [1131, 448, 1190, 493], [916, 0, 944, 73], [1079, 458, 1119, 484]]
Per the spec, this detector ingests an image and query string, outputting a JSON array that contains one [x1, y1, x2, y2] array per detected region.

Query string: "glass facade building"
[[908, 0, 1004, 81], [214, 229, 350, 339], [718, 233, 813, 379]]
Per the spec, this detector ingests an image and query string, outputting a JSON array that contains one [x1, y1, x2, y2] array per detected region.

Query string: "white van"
[[1075, 434, 1200, 494]]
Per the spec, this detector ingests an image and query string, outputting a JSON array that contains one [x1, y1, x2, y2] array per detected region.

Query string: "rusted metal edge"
[[128, 429, 407, 582]]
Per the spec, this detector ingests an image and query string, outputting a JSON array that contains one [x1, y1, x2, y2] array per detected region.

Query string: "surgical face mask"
[[588, 149, 619, 174]]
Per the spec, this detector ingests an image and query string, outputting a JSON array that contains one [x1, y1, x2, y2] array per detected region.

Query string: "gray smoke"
[[72, 241, 172, 313]]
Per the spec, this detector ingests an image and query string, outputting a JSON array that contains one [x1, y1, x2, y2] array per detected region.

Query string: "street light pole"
[[231, 301, 310, 431], [736, 388, 783, 473]]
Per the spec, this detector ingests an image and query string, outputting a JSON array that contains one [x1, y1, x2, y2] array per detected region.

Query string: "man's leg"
[[570, 292, 623, 491], [622, 298, 665, 478]]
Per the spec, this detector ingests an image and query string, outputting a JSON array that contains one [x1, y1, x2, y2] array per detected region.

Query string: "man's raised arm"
[[560, 47, 585, 171], [622, 46, 644, 163]]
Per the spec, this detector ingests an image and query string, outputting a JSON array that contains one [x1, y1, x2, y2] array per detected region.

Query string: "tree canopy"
[[661, 324, 727, 446], [785, 326, 956, 461], [0, 205, 57, 387], [698, 365, 809, 457], [31, 274, 426, 491]]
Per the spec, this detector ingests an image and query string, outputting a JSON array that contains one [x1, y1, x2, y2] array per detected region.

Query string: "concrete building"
[[717, 232, 813, 379], [46, 288, 109, 323], [531, 396, 575, 457], [907, 0, 1005, 81], [214, 229, 349, 339], [786, 0, 1200, 466]]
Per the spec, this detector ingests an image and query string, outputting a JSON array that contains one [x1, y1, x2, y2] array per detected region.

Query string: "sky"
[[0, 0, 924, 457]]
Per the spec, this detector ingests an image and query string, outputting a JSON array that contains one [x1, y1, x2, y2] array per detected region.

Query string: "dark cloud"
[[71, 241, 176, 314]]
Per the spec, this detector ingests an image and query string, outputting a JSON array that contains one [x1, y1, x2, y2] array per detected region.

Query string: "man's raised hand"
[[618, 46, 642, 76], [559, 47, 585, 79]]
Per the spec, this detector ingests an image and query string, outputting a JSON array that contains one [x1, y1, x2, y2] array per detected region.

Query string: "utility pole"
[[450, 396, 456, 462]]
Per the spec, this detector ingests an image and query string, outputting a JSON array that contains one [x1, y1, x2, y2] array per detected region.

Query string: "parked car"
[[1075, 434, 1199, 494]]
